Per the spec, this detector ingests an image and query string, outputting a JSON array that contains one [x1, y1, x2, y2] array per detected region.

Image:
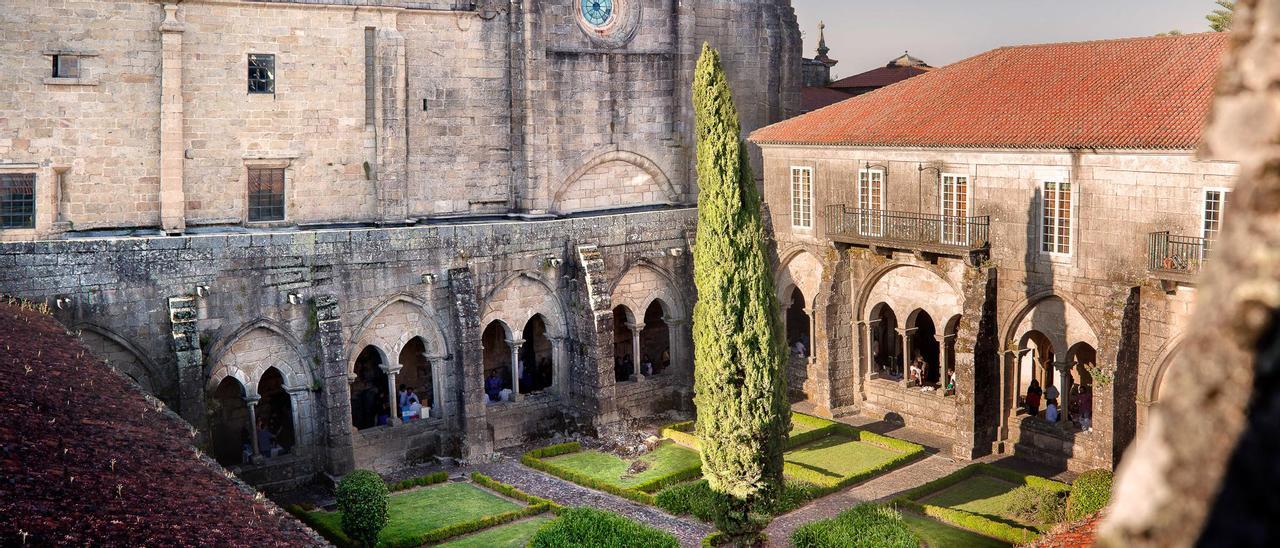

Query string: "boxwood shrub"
[[791, 504, 918, 548], [1067, 468, 1113, 520], [336, 470, 389, 547], [388, 470, 448, 492], [529, 507, 678, 548]]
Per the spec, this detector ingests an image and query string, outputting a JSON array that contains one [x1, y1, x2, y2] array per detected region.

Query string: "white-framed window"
[[791, 166, 813, 229], [857, 168, 885, 236], [940, 173, 970, 245], [1040, 180, 1074, 256], [1203, 188, 1230, 256]]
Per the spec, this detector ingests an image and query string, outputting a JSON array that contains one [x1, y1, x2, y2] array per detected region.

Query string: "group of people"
[[1024, 379, 1093, 429], [397, 384, 429, 421], [240, 418, 289, 464], [614, 351, 671, 382], [484, 356, 556, 403]]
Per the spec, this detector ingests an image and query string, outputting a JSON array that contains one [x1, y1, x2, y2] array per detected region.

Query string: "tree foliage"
[[690, 41, 790, 519], [336, 469, 390, 547], [1208, 0, 1235, 32]]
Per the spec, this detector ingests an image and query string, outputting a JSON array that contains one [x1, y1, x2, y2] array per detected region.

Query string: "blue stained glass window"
[[582, 0, 614, 28]]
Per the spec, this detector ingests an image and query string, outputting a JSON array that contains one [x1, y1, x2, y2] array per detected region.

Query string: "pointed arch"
[[73, 323, 163, 396], [1147, 336, 1186, 404], [551, 149, 678, 213], [480, 271, 568, 338], [776, 247, 824, 309], [855, 262, 963, 326], [348, 294, 451, 374], [1001, 291, 1102, 355], [610, 259, 687, 323], [206, 320, 314, 396]]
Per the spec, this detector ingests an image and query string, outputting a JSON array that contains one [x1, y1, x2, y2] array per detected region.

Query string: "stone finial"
[[160, 3, 185, 33]]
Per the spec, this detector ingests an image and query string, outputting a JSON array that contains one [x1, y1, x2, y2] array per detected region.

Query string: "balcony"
[[825, 205, 990, 261], [1148, 231, 1209, 287]]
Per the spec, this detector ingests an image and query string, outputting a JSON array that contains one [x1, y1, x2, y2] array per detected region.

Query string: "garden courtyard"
[[286, 411, 1109, 547]]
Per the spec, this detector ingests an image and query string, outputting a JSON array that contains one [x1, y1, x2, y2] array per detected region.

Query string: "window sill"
[[243, 220, 291, 229], [44, 77, 97, 86]]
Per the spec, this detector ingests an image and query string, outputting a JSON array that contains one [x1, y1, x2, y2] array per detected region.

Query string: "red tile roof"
[[801, 86, 854, 112], [828, 65, 933, 91], [752, 33, 1229, 150]]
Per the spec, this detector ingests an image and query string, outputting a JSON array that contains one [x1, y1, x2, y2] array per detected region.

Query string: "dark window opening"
[[248, 54, 275, 94], [52, 55, 80, 78], [0, 173, 36, 229], [247, 168, 285, 222]]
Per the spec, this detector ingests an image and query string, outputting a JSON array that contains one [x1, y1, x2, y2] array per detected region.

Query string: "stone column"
[[424, 352, 445, 418], [897, 328, 911, 386], [245, 396, 261, 462], [159, 3, 186, 234], [1056, 359, 1071, 423], [628, 322, 646, 381], [508, 339, 524, 401], [385, 365, 401, 425], [548, 337, 566, 395], [805, 307, 817, 363], [862, 320, 875, 379], [936, 334, 948, 391], [666, 319, 686, 376], [287, 388, 306, 455]]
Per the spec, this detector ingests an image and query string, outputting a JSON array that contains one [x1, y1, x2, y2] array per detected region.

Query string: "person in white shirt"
[[407, 396, 422, 421]]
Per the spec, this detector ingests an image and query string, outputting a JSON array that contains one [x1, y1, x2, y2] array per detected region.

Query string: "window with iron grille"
[[1, 173, 36, 229], [1041, 181, 1073, 255], [791, 167, 813, 229], [248, 54, 275, 94], [52, 55, 80, 78], [247, 168, 285, 222]]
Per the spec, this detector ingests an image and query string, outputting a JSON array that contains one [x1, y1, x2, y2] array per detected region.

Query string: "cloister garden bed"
[[893, 463, 1071, 545]]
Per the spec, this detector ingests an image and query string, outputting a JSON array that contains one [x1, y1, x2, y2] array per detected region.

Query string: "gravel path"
[[763, 454, 966, 546], [475, 459, 714, 548]]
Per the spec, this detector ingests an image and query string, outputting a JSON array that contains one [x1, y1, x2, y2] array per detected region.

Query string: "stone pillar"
[[1055, 359, 1071, 423], [628, 323, 645, 380], [805, 307, 817, 363], [548, 337, 566, 395], [310, 295, 355, 475], [862, 320, 875, 378], [385, 366, 401, 425], [245, 396, 261, 461], [449, 268, 493, 458], [508, 339, 524, 401], [167, 296, 205, 433], [373, 27, 409, 223], [159, 3, 186, 234], [287, 388, 306, 455], [936, 334, 948, 390], [897, 328, 911, 386], [666, 319, 685, 375]]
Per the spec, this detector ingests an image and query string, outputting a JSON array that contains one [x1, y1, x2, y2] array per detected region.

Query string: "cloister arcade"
[[610, 262, 687, 386], [1006, 295, 1100, 430], [857, 264, 964, 393]]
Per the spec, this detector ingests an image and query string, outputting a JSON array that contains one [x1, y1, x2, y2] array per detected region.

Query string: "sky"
[[791, 0, 1219, 79]]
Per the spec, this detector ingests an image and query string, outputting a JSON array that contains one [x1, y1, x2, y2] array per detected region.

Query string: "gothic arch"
[[480, 271, 568, 338], [551, 150, 679, 213], [73, 323, 163, 396], [610, 260, 687, 322], [855, 262, 963, 325], [1147, 336, 1187, 405], [347, 294, 451, 373], [776, 248, 824, 309], [206, 321, 314, 397], [1000, 291, 1103, 354]]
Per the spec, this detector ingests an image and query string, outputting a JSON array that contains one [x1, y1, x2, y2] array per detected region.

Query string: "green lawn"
[[901, 511, 1011, 548], [308, 482, 522, 546], [918, 475, 1030, 525], [784, 433, 902, 484], [790, 412, 836, 436], [544, 442, 702, 489], [438, 515, 554, 548]]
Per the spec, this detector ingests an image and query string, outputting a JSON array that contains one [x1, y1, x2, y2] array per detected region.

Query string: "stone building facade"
[[752, 33, 1235, 472], [0, 0, 800, 490]]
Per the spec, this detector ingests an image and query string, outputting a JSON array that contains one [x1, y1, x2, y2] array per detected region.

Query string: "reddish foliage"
[[0, 303, 322, 546], [1026, 513, 1101, 548]]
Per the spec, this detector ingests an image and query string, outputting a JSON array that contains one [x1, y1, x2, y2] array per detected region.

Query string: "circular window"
[[580, 0, 616, 30]]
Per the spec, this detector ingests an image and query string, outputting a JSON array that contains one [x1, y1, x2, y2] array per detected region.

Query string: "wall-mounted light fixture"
[[669, 247, 685, 257], [545, 255, 563, 268], [287, 293, 303, 305], [422, 273, 436, 285], [195, 285, 211, 298], [55, 297, 72, 310]]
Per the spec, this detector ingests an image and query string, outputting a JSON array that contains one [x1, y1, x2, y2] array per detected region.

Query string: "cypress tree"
[[690, 42, 790, 522]]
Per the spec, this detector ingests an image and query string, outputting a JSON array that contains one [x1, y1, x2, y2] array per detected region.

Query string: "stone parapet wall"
[[863, 379, 957, 437]]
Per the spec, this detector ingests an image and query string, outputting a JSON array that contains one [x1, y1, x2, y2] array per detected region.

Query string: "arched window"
[[869, 303, 900, 379], [209, 377, 249, 467], [907, 310, 939, 387], [641, 302, 670, 375], [521, 315, 554, 394], [257, 368, 295, 458], [1068, 342, 1097, 428], [481, 321, 513, 403], [1018, 331, 1055, 418], [786, 288, 811, 358], [351, 346, 389, 430]]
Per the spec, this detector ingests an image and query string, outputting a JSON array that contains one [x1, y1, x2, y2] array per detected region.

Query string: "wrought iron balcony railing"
[[1148, 231, 1210, 283], [825, 205, 990, 256]]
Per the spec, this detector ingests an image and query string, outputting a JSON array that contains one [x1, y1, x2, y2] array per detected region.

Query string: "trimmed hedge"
[[337, 469, 389, 547], [656, 478, 823, 523], [782, 428, 928, 496], [289, 504, 356, 547], [791, 504, 919, 548], [388, 470, 448, 492], [381, 502, 552, 548], [891, 463, 1071, 545], [1067, 469, 1113, 521], [529, 507, 679, 548], [469, 472, 564, 513], [659, 421, 702, 451], [520, 444, 657, 505]]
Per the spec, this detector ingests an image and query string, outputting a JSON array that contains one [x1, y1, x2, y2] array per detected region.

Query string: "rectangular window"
[[0, 173, 36, 229], [52, 55, 80, 78], [940, 173, 970, 245], [791, 167, 813, 228], [247, 168, 285, 222], [857, 168, 884, 236], [248, 54, 275, 94], [1203, 188, 1230, 256], [1041, 181, 1073, 255], [364, 28, 376, 124]]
